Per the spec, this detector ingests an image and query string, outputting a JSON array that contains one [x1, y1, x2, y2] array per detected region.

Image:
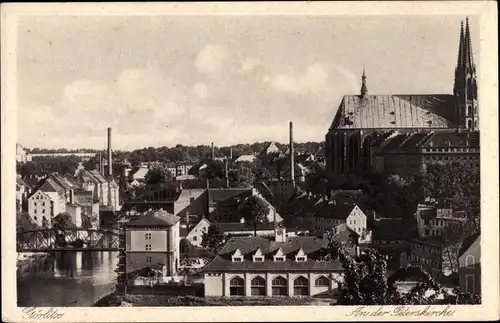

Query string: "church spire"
[[453, 17, 478, 130], [360, 64, 368, 98]]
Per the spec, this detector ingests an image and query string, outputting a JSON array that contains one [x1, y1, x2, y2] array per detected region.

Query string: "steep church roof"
[[329, 94, 457, 131]]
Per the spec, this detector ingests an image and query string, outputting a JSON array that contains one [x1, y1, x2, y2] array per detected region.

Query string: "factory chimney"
[[289, 121, 295, 187], [211, 142, 215, 160], [230, 147, 233, 160], [107, 127, 113, 178], [224, 158, 229, 188], [99, 151, 103, 175]]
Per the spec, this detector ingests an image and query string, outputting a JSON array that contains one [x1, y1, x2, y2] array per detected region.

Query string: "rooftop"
[[125, 209, 180, 227]]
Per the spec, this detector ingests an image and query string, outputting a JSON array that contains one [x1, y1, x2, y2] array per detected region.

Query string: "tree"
[[326, 237, 457, 305], [441, 221, 478, 274], [422, 162, 480, 213], [201, 224, 225, 254], [239, 195, 270, 236], [229, 162, 256, 188], [180, 238, 193, 259], [144, 165, 173, 186], [52, 212, 76, 230], [16, 211, 38, 233]]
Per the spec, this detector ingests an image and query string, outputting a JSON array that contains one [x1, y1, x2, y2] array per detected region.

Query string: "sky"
[[17, 15, 479, 150]]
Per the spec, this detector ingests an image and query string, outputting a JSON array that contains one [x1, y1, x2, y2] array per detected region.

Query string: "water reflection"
[[17, 251, 118, 307]]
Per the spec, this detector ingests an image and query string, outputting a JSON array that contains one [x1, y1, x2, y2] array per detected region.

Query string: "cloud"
[[269, 63, 334, 95], [239, 57, 262, 73], [192, 83, 208, 99], [195, 45, 229, 73]]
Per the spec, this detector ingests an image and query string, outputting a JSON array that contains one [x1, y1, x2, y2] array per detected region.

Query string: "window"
[[272, 276, 288, 296], [293, 276, 309, 296], [467, 120, 472, 129], [34, 202, 37, 206], [296, 257, 306, 262], [232, 257, 243, 262], [146, 256, 152, 263], [465, 255, 475, 268], [465, 275, 475, 294], [315, 276, 330, 287], [145, 244, 151, 251], [42, 209, 45, 213], [145, 233, 152, 240], [251, 276, 266, 296], [193, 236, 197, 242], [34, 216, 37, 221], [253, 256, 264, 262], [467, 105, 472, 116], [34, 209, 37, 214], [274, 256, 285, 262], [42, 202, 45, 206], [229, 276, 245, 296]]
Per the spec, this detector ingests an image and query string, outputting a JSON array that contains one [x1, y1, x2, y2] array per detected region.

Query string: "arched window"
[[467, 120, 473, 129], [467, 106, 473, 116], [229, 276, 245, 296], [271, 276, 287, 296], [465, 255, 475, 268], [315, 276, 330, 287], [251, 276, 266, 296], [293, 276, 309, 296]]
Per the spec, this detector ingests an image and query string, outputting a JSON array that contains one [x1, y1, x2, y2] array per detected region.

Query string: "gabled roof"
[[208, 188, 252, 204], [458, 232, 480, 257], [38, 178, 66, 194], [126, 209, 180, 227], [329, 94, 457, 130], [234, 155, 257, 163]]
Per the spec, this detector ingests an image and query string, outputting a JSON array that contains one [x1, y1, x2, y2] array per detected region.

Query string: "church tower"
[[453, 17, 479, 130]]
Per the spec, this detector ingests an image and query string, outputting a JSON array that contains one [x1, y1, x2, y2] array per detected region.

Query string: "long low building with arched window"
[[201, 227, 345, 297]]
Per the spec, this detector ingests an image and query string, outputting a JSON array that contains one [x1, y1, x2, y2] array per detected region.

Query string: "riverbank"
[[17, 252, 49, 271], [94, 292, 335, 307]]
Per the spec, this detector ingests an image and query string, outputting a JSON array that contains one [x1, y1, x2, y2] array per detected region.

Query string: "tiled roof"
[[38, 178, 65, 194], [126, 209, 180, 227], [202, 236, 343, 272], [208, 188, 252, 204], [89, 170, 108, 183], [422, 131, 480, 147], [399, 133, 434, 148], [330, 94, 457, 130], [234, 155, 257, 163], [316, 202, 357, 220], [372, 217, 418, 241], [458, 232, 480, 257], [16, 177, 28, 187]]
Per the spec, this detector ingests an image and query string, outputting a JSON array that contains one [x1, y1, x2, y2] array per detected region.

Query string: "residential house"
[[415, 203, 467, 237], [16, 177, 30, 211], [458, 233, 480, 295], [132, 167, 149, 183], [181, 216, 210, 247], [124, 209, 181, 277], [27, 178, 67, 227], [202, 228, 344, 297]]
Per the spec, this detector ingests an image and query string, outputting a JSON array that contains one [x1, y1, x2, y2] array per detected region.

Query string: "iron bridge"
[[17, 228, 121, 252]]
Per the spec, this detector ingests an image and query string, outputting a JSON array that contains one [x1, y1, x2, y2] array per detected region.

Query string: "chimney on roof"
[[289, 121, 295, 188], [107, 127, 112, 178]]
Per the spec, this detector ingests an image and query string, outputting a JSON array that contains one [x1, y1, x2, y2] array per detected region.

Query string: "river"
[[17, 251, 118, 307]]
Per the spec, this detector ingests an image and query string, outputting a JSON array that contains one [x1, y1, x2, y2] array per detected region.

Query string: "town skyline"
[[17, 15, 479, 150]]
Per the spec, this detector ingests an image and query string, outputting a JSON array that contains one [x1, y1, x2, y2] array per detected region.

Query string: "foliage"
[[201, 224, 225, 254], [145, 165, 173, 186], [17, 156, 80, 179], [239, 195, 270, 235], [228, 161, 256, 188], [179, 238, 193, 258], [16, 211, 38, 233], [81, 213, 98, 229], [326, 238, 479, 305], [52, 212, 76, 230], [421, 162, 480, 212]]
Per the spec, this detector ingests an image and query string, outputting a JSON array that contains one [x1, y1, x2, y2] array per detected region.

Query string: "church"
[[325, 18, 479, 180]]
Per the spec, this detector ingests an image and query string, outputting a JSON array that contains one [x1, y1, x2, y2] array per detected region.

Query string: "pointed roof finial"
[[360, 64, 368, 98]]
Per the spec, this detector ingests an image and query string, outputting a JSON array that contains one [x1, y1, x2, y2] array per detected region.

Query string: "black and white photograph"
[[2, 2, 498, 322]]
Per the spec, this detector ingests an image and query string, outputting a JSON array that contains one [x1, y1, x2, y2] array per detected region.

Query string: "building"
[[76, 170, 120, 211], [202, 228, 344, 297], [415, 203, 467, 238], [325, 18, 478, 179], [234, 155, 257, 163], [181, 217, 210, 247], [16, 143, 31, 163], [295, 199, 368, 236], [124, 209, 181, 277], [402, 237, 460, 278], [458, 233, 480, 295], [369, 131, 479, 176], [131, 167, 149, 182], [16, 177, 31, 211], [27, 178, 67, 227]]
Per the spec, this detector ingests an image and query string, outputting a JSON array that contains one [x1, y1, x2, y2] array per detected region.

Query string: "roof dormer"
[[295, 248, 307, 262], [273, 247, 285, 262], [232, 249, 243, 262], [253, 248, 264, 262]]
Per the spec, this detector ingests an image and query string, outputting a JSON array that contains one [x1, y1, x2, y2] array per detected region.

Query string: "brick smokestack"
[[211, 142, 214, 160], [107, 127, 112, 178], [224, 158, 229, 188], [230, 147, 233, 160], [289, 121, 295, 187]]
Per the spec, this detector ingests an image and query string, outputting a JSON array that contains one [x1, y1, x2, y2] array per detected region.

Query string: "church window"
[[467, 120, 473, 129]]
